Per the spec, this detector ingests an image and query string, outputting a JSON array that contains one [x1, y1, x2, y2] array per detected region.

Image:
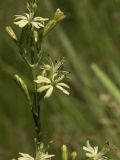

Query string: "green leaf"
[[91, 63, 120, 104]]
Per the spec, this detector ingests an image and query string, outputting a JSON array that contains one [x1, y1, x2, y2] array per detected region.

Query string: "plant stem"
[[31, 66, 41, 145]]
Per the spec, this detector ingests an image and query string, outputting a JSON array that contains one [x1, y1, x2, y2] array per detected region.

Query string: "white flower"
[[83, 141, 108, 160], [36, 151, 55, 160], [35, 143, 55, 160], [14, 13, 49, 28], [34, 74, 70, 98], [34, 58, 70, 98], [40, 58, 68, 75], [16, 152, 54, 160], [18, 153, 34, 160]]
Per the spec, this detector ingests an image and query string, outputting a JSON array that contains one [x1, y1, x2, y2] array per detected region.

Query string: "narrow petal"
[[32, 21, 44, 28], [86, 153, 93, 158], [18, 152, 34, 160], [56, 85, 70, 95], [37, 85, 51, 93], [86, 140, 95, 153], [44, 86, 53, 98], [94, 146, 98, 154], [83, 146, 91, 152], [34, 17, 49, 21], [35, 76, 51, 84], [31, 22, 41, 29], [24, 13, 30, 19], [14, 20, 28, 28], [14, 15, 27, 20], [57, 83, 70, 88], [40, 154, 55, 160]]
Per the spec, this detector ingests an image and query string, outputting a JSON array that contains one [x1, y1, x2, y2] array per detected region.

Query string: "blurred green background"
[[1, 0, 120, 159]]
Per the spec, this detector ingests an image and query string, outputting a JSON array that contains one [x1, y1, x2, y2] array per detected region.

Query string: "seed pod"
[[6, 26, 17, 42], [14, 74, 31, 105]]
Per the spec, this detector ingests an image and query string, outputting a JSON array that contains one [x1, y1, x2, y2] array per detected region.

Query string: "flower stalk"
[[6, 0, 68, 158]]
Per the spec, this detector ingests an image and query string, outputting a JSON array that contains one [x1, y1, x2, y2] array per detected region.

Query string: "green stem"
[[31, 66, 41, 145]]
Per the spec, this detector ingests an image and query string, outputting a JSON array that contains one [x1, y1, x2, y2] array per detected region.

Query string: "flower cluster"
[[14, 13, 49, 29], [83, 141, 108, 160], [34, 58, 70, 98]]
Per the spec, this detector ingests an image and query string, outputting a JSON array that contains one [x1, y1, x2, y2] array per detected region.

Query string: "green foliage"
[[91, 63, 120, 104]]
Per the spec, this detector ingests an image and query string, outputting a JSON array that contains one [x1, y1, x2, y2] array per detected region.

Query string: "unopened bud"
[[43, 9, 66, 36], [6, 26, 17, 42], [71, 152, 77, 160], [62, 145, 68, 160], [54, 8, 66, 22], [33, 30, 38, 42]]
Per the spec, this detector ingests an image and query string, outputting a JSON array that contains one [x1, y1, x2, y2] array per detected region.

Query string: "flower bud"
[[54, 8, 66, 22], [62, 145, 68, 160], [71, 152, 77, 160], [43, 9, 66, 36], [6, 26, 17, 42]]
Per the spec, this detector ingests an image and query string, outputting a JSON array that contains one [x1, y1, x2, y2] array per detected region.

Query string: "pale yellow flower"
[[34, 74, 70, 98], [83, 141, 108, 160], [14, 13, 49, 29], [18, 153, 34, 160], [34, 58, 70, 98], [17, 152, 54, 160]]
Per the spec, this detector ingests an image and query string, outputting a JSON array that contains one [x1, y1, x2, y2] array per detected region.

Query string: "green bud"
[[27, 0, 38, 13], [54, 8, 66, 22], [32, 3, 37, 11], [33, 30, 39, 42], [6, 26, 17, 42], [62, 145, 68, 160], [14, 74, 31, 106], [43, 8, 66, 36], [71, 152, 77, 160]]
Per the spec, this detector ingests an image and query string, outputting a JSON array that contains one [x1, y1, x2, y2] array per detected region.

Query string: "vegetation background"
[[0, 0, 120, 159]]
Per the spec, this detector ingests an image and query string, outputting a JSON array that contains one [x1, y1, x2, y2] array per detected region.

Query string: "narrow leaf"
[[91, 63, 120, 104]]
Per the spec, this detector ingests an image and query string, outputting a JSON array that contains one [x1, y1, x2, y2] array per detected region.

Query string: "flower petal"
[[31, 22, 40, 29], [44, 86, 53, 98], [56, 85, 70, 95], [86, 140, 95, 153], [86, 153, 93, 158], [34, 17, 49, 22], [35, 76, 51, 84], [14, 20, 28, 28], [94, 146, 98, 155], [24, 13, 30, 19], [57, 83, 70, 88], [14, 16, 27, 20], [18, 152, 34, 160], [37, 85, 51, 93], [31, 22, 44, 28], [83, 146, 91, 152]]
